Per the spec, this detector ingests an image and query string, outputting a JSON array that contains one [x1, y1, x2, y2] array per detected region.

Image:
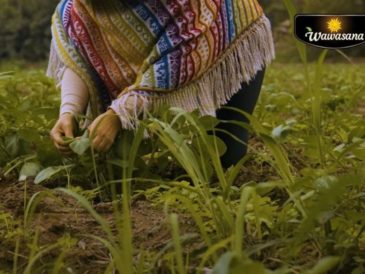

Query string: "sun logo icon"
[[327, 18, 342, 33]]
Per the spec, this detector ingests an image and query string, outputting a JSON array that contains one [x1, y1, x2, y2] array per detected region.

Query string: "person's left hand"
[[88, 109, 121, 152]]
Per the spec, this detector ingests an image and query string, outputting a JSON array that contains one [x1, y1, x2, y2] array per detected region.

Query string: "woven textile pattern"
[[48, 0, 275, 129]]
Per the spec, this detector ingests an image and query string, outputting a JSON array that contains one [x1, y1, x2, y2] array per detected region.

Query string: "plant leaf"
[[304, 257, 340, 274], [213, 252, 267, 274], [19, 161, 42, 182], [34, 166, 69, 184], [69, 136, 90, 156]]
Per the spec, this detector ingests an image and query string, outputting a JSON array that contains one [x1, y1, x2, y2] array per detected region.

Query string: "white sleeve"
[[60, 68, 89, 116]]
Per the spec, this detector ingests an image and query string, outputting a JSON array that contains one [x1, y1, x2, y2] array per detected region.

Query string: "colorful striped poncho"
[[47, 0, 275, 129]]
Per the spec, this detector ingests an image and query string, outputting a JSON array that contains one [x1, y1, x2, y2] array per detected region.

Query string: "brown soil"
[[0, 177, 201, 273]]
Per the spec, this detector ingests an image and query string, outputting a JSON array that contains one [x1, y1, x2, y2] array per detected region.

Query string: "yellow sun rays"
[[327, 18, 342, 33]]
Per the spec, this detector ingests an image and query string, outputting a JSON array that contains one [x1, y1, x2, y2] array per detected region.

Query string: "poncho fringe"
[[110, 15, 275, 130]]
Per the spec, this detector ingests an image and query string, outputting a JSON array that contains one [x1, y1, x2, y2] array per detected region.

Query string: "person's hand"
[[88, 109, 121, 152], [50, 113, 76, 155]]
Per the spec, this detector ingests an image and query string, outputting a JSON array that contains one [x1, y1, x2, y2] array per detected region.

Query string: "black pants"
[[213, 69, 265, 169]]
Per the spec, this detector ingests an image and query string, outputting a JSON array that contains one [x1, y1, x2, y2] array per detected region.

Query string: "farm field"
[[0, 60, 365, 273]]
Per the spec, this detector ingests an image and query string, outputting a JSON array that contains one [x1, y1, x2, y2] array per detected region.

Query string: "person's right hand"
[[50, 113, 76, 155]]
